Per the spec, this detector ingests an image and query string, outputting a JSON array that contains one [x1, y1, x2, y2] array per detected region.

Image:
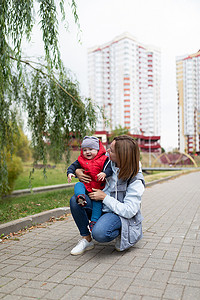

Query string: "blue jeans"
[[70, 194, 121, 242], [74, 182, 103, 222]]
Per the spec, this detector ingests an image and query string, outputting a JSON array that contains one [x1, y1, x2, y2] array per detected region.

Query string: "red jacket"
[[78, 141, 108, 192]]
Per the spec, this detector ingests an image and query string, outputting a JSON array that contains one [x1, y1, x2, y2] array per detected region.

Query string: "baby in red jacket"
[[67, 136, 112, 231]]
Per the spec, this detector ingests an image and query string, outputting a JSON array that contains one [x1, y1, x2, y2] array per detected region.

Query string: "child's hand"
[[68, 173, 75, 183], [97, 172, 106, 181]]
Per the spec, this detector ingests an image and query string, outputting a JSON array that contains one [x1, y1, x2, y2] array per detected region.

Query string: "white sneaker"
[[71, 238, 94, 255], [115, 236, 121, 251]]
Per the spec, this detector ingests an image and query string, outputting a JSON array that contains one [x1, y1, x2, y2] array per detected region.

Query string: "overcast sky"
[[26, 0, 200, 151]]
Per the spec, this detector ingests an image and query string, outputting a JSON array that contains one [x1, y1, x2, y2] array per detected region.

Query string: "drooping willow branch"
[[10, 55, 83, 107]]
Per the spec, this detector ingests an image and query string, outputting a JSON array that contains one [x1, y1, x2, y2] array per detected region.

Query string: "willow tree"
[[0, 0, 98, 195]]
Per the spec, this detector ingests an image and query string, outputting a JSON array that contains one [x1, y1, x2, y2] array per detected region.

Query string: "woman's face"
[[107, 140, 118, 164]]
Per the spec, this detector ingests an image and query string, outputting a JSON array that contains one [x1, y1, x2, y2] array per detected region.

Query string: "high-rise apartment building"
[[88, 32, 161, 136], [176, 50, 200, 154]]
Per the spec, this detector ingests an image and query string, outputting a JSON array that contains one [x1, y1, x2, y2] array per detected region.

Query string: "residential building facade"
[[176, 50, 200, 154], [88, 32, 161, 138]]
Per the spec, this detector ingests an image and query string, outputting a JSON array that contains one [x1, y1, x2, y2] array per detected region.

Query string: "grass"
[[144, 169, 194, 183], [0, 188, 74, 224], [13, 163, 78, 190]]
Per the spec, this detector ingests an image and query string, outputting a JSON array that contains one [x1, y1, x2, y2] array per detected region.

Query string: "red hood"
[[80, 139, 106, 160]]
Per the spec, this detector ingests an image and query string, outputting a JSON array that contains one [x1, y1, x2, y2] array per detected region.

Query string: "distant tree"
[[14, 127, 32, 162], [110, 126, 129, 141], [5, 152, 23, 195], [0, 1, 98, 196], [161, 147, 165, 153], [172, 148, 179, 153]]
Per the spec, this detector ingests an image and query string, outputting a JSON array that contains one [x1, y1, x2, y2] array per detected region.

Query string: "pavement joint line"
[[0, 170, 198, 238]]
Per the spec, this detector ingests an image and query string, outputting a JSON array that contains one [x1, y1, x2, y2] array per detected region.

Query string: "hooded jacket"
[[77, 140, 108, 192]]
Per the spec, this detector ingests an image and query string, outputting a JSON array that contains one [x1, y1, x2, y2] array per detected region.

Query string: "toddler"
[[67, 136, 112, 231]]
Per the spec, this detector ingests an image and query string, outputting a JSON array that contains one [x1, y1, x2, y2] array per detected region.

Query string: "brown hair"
[[113, 135, 140, 181]]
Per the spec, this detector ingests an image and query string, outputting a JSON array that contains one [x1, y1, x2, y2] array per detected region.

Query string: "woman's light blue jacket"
[[102, 161, 145, 251]]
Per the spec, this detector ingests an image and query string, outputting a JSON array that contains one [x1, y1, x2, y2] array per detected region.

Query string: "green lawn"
[[0, 188, 74, 225], [144, 169, 192, 183], [14, 163, 78, 190]]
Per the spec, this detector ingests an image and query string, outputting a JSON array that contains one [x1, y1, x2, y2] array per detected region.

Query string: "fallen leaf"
[[41, 282, 47, 286]]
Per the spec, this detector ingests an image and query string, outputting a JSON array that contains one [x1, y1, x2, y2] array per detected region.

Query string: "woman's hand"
[[88, 188, 106, 201], [75, 169, 91, 183]]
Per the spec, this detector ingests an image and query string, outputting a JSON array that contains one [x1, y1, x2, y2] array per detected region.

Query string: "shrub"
[[6, 153, 23, 195]]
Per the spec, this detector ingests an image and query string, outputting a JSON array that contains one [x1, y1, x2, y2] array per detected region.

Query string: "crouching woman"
[[70, 135, 145, 255]]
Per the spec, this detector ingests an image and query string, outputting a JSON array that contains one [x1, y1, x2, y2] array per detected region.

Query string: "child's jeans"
[[74, 182, 103, 222]]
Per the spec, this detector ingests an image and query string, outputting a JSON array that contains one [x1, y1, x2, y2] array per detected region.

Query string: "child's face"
[[82, 147, 98, 160]]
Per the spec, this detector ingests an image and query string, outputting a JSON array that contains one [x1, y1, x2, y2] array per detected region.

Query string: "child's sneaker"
[[76, 194, 87, 207], [89, 221, 96, 232]]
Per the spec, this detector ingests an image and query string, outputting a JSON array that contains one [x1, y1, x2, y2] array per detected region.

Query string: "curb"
[[145, 175, 177, 187], [10, 183, 75, 197], [0, 207, 71, 237]]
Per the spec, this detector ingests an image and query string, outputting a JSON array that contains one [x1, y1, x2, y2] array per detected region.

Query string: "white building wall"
[[88, 33, 161, 136], [176, 52, 200, 153]]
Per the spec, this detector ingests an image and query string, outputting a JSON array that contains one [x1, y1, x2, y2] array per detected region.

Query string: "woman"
[[70, 135, 145, 255]]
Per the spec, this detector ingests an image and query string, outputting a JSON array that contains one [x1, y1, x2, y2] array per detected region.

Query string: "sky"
[[25, 0, 200, 151]]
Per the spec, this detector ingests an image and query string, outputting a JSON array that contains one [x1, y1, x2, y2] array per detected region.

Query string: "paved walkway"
[[0, 172, 200, 300]]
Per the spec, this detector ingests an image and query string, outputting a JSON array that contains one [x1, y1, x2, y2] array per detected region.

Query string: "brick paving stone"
[[86, 287, 124, 299], [33, 268, 60, 281], [0, 278, 28, 294], [0, 277, 13, 286], [126, 284, 163, 298], [91, 263, 112, 274], [135, 267, 155, 280], [151, 269, 171, 282], [189, 262, 200, 274], [142, 297, 160, 300], [2, 259, 28, 267], [182, 286, 200, 300], [130, 278, 166, 290], [93, 275, 118, 289], [24, 280, 57, 291], [167, 277, 200, 288], [173, 260, 190, 272], [109, 276, 133, 292], [14, 265, 46, 275], [47, 270, 74, 283], [0, 171, 200, 299], [121, 293, 142, 300], [81, 296, 106, 300], [105, 267, 137, 279], [68, 270, 102, 282], [11, 286, 48, 298], [110, 262, 140, 274], [0, 264, 21, 276], [148, 249, 166, 259], [163, 284, 184, 299], [62, 276, 97, 288], [170, 270, 200, 281], [60, 286, 89, 300], [2, 295, 22, 300], [43, 284, 74, 299], [130, 256, 149, 267], [5, 270, 36, 280], [144, 257, 175, 271]]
